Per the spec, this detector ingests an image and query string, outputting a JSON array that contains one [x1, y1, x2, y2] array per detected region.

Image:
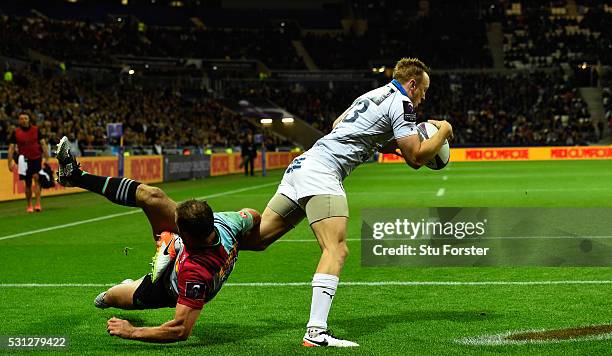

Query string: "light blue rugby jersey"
[[307, 80, 418, 179]]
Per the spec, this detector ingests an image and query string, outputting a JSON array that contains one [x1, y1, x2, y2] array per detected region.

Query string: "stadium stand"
[[0, 67, 290, 153], [303, 1, 492, 70], [424, 71, 596, 146], [0, 15, 305, 69], [223, 80, 373, 133], [0, 0, 608, 152], [502, 1, 611, 68], [226, 70, 598, 146], [1, 1, 495, 70], [603, 79, 612, 136]]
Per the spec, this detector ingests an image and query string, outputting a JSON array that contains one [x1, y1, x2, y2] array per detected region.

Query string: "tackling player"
[[246, 58, 453, 347], [55, 136, 260, 343]]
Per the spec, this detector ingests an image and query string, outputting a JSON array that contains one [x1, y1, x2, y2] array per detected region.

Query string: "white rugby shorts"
[[276, 154, 345, 203]]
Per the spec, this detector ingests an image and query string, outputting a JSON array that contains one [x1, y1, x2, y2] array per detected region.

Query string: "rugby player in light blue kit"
[[246, 58, 454, 347]]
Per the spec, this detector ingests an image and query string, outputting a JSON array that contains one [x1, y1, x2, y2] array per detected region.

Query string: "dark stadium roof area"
[[0, 0, 344, 29]]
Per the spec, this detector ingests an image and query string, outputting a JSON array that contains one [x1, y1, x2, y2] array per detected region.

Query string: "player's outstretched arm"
[[240, 206, 294, 251], [107, 303, 201, 343]]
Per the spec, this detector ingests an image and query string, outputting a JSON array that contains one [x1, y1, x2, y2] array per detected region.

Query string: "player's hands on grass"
[[427, 120, 453, 140], [107, 317, 135, 339], [8, 159, 15, 172]]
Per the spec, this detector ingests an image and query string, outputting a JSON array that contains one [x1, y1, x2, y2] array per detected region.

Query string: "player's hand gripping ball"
[[417, 121, 450, 170]]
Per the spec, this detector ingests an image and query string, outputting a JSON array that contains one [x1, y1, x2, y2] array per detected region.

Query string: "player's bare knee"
[[105, 288, 135, 309], [324, 241, 349, 264], [338, 242, 349, 262], [102, 288, 120, 306], [137, 185, 165, 205]]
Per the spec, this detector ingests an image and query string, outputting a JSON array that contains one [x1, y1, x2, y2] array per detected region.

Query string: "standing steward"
[[7, 113, 51, 212]]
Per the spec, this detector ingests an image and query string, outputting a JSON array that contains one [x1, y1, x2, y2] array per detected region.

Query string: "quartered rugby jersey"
[[168, 210, 254, 310]]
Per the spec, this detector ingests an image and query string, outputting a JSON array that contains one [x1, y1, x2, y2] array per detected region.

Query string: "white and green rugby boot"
[[302, 328, 359, 348]]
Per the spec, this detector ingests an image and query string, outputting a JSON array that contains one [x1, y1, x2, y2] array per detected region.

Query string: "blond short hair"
[[392, 58, 430, 84]]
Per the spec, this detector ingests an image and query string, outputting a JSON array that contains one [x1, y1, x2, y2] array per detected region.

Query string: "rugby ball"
[[416, 122, 450, 170]]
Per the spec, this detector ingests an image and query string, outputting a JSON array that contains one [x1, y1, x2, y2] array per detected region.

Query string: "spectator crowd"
[[0, 1, 608, 152], [502, 1, 611, 68], [0, 67, 267, 153], [423, 71, 597, 146], [227, 71, 599, 147], [1, 69, 601, 152], [0, 1, 495, 72], [0, 15, 305, 70]]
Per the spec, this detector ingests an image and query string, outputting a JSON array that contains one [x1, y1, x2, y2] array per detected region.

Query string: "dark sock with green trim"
[[76, 172, 141, 207]]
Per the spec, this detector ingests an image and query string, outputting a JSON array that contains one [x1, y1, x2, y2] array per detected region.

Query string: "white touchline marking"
[[345, 187, 612, 197], [436, 188, 445, 197], [1, 280, 611, 288], [0, 182, 277, 242], [456, 328, 612, 346], [0, 211, 139, 242], [442, 175, 448, 181], [194, 182, 277, 200]]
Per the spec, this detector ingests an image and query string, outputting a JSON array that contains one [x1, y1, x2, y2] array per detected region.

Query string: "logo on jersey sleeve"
[[239, 210, 248, 219], [185, 281, 206, 300], [403, 101, 416, 122]]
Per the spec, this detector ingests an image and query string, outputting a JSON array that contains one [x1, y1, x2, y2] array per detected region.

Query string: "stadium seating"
[[303, 1, 492, 70], [603, 86, 612, 134], [223, 80, 372, 133], [0, 68, 283, 152], [422, 71, 596, 146], [0, 16, 304, 69], [502, 1, 611, 68], [0, 1, 493, 71], [0, 2, 607, 151], [1, 2, 609, 71], [227, 71, 598, 146]]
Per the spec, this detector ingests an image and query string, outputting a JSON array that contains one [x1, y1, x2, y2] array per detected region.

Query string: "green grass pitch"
[[0, 160, 611, 355]]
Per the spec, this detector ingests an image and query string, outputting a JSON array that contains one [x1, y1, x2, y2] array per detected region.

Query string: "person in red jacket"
[[7, 113, 50, 212]]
